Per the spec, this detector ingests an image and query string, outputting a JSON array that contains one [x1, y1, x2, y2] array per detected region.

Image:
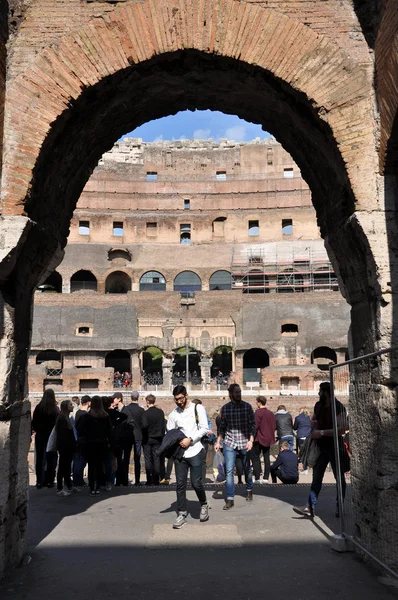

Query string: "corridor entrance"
[[1, 0, 397, 580]]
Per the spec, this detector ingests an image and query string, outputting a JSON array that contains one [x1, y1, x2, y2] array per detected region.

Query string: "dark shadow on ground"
[[27, 481, 344, 549], [0, 539, 394, 600]]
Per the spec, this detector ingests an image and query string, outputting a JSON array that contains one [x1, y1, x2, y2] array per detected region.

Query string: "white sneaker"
[[301, 469, 309, 476], [57, 489, 71, 497], [261, 479, 269, 484], [254, 480, 262, 485]]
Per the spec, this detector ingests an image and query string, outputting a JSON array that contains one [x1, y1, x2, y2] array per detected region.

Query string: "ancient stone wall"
[[0, 2, 7, 184], [1, 0, 398, 579]]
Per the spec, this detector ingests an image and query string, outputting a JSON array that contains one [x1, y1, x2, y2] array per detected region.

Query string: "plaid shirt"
[[219, 401, 255, 450]]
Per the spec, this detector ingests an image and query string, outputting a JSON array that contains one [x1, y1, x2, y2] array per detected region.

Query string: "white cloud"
[[224, 125, 246, 141], [193, 128, 211, 139], [153, 135, 163, 142]]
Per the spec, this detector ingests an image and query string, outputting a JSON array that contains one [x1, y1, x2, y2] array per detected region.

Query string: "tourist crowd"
[[31, 382, 348, 527]]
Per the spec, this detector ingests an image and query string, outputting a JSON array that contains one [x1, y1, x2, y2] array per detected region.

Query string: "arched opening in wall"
[[140, 271, 166, 291], [105, 350, 131, 387], [211, 346, 233, 382], [36, 349, 62, 365], [105, 271, 132, 294], [311, 346, 337, 370], [242, 270, 269, 294], [243, 348, 269, 385], [173, 347, 202, 385], [209, 270, 232, 291], [70, 270, 97, 293], [37, 271, 62, 293], [174, 271, 202, 293], [142, 346, 163, 386], [277, 269, 304, 293], [18, 44, 367, 417], [108, 248, 132, 263]]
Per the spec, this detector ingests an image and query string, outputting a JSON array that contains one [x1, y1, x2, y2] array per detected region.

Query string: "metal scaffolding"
[[231, 244, 339, 293]]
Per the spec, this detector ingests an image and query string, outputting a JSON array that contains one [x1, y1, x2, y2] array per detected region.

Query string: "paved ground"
[[1, 480, 396, 600]]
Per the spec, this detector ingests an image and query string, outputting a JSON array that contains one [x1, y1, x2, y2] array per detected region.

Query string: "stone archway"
[[0, 0, 396, 578]]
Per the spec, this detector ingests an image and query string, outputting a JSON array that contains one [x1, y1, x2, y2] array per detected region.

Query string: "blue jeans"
[[224, 444, 253, 499], [73, 452, 86, 487], [280, 435, 294, 452]]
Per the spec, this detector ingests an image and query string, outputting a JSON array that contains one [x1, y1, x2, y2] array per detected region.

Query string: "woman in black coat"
[[55, 400, 76, 496], [31, 389, 59, 488], [77, 396, 112, 496]]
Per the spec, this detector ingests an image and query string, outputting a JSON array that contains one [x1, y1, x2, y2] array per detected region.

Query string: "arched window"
[[140, 271, 166, 291], [311, 346, 337, 370], [209, 270, 232, 290], [173, 347, 202, 384], [108, 247, 132, 262], [174, 271, 202, 292], [36, 349, 61, 365], [243, 270, 269, 294], [243, 348, 269, 384], [105, 271, 131, 294], [211, 346, 232, 379], [70, 270, 97, 293], [143, 347, 163, 385], [37, 271, 62, 293]]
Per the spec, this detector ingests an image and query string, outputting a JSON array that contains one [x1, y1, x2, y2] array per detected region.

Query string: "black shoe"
[[246, 491, 253, 502], [36, 484, 43, 489], [47, 483, 54, 488], [223, 499, 234, 510], [293, 505, 313, 518]]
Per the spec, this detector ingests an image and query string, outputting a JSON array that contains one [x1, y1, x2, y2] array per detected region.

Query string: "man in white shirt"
[[167, 385, 210, 529]]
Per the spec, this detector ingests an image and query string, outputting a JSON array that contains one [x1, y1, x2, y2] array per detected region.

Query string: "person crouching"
[[270, 441, 299, 484]]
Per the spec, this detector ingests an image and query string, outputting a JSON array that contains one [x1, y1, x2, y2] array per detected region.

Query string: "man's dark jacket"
[[270, 449, 299, 481], [144, 406, 165, 441], [156, 429, 185, 460], [122, 403, 147, 441]]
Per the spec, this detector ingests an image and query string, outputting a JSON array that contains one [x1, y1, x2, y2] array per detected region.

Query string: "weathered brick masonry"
[[0, 0, 398, 579]]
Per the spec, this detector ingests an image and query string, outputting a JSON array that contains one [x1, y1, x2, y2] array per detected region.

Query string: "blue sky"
[[122, 110, 271, 142]]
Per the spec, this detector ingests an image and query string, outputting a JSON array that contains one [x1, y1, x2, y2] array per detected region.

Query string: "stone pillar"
[[130, 350, 141, 390], [199, 355, 213, 389], [234, 351, 244, 386], [231, 350, 236, 373], [62, 277, 70, 293], [162, 354, 174, 391]]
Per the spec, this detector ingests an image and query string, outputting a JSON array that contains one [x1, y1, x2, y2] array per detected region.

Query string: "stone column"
[[162, 354, 174, 391], [199, 355, 213, 390], [234, 351, 244, 386], [130, 350, 141, 390], [62, 273, 70, 294]]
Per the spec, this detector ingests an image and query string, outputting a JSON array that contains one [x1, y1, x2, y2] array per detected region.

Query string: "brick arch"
[[3, 3, 374, 210], [1, 0, 379, 309], [376, 1, 398, 173]]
